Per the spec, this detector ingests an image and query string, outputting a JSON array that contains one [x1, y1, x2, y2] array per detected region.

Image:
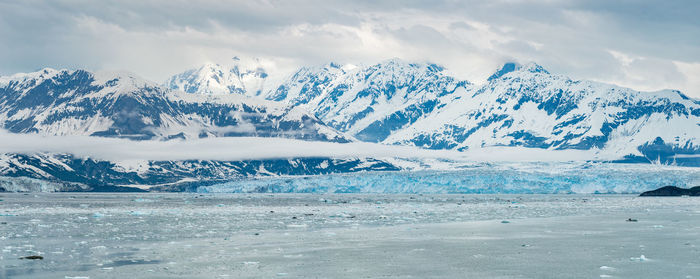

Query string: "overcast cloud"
[[0, 0, 698, 97]]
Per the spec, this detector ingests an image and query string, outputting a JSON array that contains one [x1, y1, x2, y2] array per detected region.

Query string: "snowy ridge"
[[255, 59, 699, 165], [269, 59, 469, 142], [385, 62, 699, 160], [0, 68, 349, 142], [165, 58, 269, 96]]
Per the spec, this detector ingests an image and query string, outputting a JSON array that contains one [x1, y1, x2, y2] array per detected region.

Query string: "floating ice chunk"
[[287, 224, 308, 229], [283, 254, 303, 258]]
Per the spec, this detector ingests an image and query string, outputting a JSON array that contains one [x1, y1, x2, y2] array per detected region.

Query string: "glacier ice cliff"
[[199, 163, 699, 194]]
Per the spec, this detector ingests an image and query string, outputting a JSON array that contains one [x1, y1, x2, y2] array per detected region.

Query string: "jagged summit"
[[0, 68, 350, 142], [269, 58, 467, 141], [520, 62, 549, 74], [487, 62, 549, 81], [165, 59, 270, 96], [487, 62, 520, 81]]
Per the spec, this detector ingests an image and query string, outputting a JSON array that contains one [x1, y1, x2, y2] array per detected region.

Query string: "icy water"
[[1, 193, 699, 278]]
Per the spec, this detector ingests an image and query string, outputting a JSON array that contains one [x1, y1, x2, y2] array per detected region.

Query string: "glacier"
[[198, 162, 700, 194], [0, 176, 86, 192]]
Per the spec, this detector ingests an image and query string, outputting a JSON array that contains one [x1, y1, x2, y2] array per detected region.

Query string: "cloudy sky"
[[1, 0, 698, 97]]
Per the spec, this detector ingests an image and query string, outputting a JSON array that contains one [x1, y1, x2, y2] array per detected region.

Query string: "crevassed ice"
[[199, 163, 699, 194]]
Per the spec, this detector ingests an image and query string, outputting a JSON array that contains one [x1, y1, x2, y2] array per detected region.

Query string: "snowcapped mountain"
[[269, 59, 470, 142], [165, 57, 270, 96], [384, 62, 699, 162], [0, 68, 348, 142], [163, 58, 699, 165], [0, 67, 406, 191], [1, 59, 698, 192], [263, 60, 699, 165]]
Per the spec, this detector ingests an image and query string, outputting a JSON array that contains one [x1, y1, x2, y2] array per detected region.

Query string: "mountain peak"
[[165, 60, 269, 96], [0, 68, 62, 87], [487, 62, 549, 81], [366, 58, 447, 76], [93, 70, 159, 92], [487, 62, 520, 81], [521, 62, 549, 74], [327, 62, 343, 69]]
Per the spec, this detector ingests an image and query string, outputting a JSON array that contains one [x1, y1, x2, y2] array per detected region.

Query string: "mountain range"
[[169, 59, 700, 164], [1, 58, 698, 191]]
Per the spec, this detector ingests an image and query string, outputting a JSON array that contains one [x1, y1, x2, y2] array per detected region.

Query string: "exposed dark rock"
[[639, 186, 700, 196]]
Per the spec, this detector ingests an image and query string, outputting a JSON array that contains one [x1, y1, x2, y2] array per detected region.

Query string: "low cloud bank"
[[0, 130, 608, 162]]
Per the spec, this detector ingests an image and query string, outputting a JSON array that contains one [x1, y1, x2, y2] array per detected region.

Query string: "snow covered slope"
[[0, 68, 348, 142], [384, 63, 699, 164], [264, 60, 699, 165], [269, 59, 470, 142]]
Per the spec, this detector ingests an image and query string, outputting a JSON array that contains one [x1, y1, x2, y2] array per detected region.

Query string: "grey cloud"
[[0, 0, 698, 97]]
